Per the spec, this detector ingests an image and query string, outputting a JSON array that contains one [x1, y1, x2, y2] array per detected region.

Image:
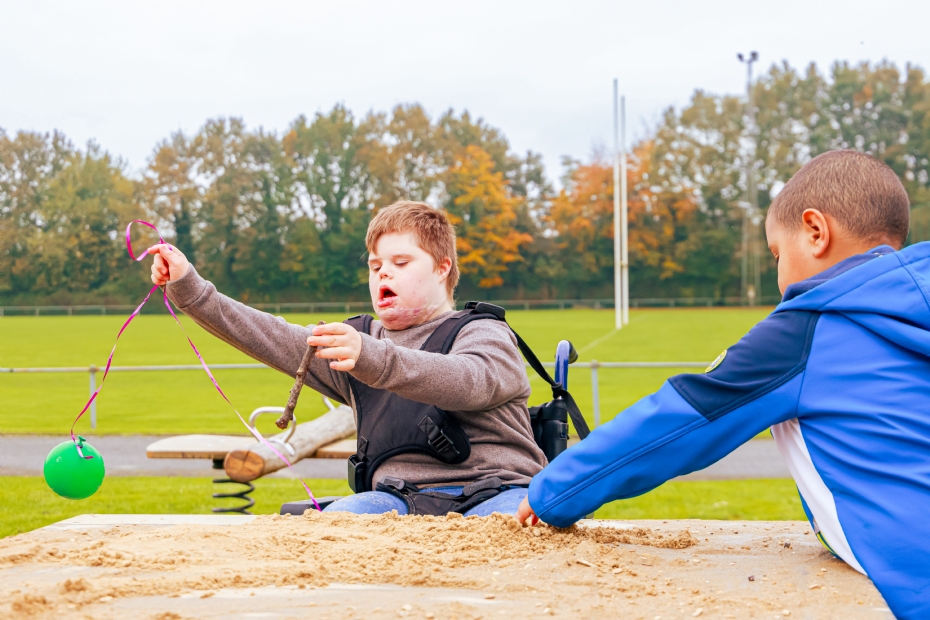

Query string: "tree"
[[0, 129, 73, 300], [30, 146, 143, 300], [284, 106, 372, 298], [140, 131, 199, 258], [445, 145, 532, 289]]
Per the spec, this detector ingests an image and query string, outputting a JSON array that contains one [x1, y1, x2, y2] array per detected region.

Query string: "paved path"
[[0, 434, 789, 480]]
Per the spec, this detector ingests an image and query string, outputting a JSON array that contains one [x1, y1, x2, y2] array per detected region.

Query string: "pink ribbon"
[[69, 220, 321, 511]]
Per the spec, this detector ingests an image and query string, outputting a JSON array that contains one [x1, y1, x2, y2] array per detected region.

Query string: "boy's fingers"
[[148, 244, 185, 265], [515, 497, 537, 525], [309, 333, 349, 347], [329, 359, 356, 371], [315, 346, 355, 360], [312, 323, 349, 336]]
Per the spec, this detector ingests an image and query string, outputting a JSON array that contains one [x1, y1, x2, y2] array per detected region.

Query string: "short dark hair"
[[768, 150, 910, 248]]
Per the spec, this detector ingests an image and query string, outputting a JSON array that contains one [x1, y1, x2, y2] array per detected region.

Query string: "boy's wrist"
[[165, 265, 205, 307], [347, 333, 387, 384]]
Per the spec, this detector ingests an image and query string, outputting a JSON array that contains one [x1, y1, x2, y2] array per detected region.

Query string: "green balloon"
[[44, 437, 105, 500]]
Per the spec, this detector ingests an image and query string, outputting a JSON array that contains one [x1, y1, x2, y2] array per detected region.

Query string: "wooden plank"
[[146, 435, 254, 460], [41, 514, 255, 531], [313, 438, 357, 459]]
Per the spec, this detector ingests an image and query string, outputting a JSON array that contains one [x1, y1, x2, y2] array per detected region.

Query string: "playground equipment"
[[146, 397, 356, 514]]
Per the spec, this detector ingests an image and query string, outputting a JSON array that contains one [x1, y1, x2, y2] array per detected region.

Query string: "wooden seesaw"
[[146, 340, 356, 513], [145, 398, 356, 513]]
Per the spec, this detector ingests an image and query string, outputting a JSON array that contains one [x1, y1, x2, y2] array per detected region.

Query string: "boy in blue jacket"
[[516, 150, 928, 619]]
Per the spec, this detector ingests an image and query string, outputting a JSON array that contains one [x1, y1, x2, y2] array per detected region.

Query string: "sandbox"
[[1, 513, 890, 619]]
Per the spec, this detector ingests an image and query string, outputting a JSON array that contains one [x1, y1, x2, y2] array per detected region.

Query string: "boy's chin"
[[374, 304, 430, 330]]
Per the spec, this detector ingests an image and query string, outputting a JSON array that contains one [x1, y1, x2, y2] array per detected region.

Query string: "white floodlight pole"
[[613, 80, 622, 330], [620, 95, 629, 325]]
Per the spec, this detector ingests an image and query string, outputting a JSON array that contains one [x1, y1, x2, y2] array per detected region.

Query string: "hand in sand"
[[148, 244, 191, 285], [309, 323, 362, 371], [515, 496, 540, 526]]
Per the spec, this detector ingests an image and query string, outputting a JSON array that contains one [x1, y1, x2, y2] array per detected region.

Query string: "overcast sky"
[[2, 1, 928, 180]]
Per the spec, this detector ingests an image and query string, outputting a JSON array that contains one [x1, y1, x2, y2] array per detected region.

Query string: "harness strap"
[[376, 476, 508, 516], [345, 314, 373, 335], [342, 306, 590, 442]]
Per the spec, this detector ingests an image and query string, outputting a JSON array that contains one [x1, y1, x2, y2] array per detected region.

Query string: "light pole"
[[738, 51, 759, 306], [612, 80, 629, 328]]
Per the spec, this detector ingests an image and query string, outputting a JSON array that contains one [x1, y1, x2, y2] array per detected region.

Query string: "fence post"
[[590, 360, 600, 428], [89, 365, 98, 429]]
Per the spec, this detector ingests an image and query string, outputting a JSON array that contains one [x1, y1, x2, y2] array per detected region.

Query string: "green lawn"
[[0, 476, 351, 538], [0, 308, 771, 435], [0, 476, 804, 539]]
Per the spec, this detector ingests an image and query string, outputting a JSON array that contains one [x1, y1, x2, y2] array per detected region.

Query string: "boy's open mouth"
[[377, 286, 398, 308]]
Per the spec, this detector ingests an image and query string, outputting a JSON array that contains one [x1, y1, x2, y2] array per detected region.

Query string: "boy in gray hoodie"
[[149, 201, 546, 516]]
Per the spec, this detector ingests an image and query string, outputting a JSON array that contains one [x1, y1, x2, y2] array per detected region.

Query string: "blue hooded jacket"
[[527, 243, 930, 619]]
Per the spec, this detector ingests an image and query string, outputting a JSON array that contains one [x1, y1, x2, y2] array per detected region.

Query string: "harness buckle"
[[462, 477, 503, 497], [419, 416, 461, 459], [380, 477, 408, 492], [347, 454, 367, 494]]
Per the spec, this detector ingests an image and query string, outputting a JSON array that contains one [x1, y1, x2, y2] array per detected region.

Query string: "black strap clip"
[[462, 477, 503, 497], [419, 416, 461, 459], [463, 301, 506, 319], [347, 454, 368, 494]]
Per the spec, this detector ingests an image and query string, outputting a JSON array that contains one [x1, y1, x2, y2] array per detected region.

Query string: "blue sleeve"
[[528, 310, 820, 527]]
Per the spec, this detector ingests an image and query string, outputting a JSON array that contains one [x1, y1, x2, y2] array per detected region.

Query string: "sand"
[[0, 512, 890, 619]]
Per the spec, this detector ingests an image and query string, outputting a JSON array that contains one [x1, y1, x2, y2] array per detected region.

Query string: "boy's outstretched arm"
[[149, 245, 350, 405], [525, 309, 820, 527]]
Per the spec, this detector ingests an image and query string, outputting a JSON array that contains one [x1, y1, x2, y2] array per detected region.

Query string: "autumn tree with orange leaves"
[[446, 145, 533, 288]]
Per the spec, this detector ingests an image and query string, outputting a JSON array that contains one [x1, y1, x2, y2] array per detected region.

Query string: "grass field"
[[1, 307, 772, 435], [0, 476, 805, 538]]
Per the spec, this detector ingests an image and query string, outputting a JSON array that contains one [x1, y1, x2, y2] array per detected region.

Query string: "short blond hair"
[[768, 150, 910, 248], [366, 201, 460, 298]]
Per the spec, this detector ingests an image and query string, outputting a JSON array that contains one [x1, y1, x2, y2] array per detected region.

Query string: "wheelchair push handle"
[[553, 340, 577, 391]]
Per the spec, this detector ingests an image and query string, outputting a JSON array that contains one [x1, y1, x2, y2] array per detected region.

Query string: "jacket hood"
[[775, 242, 930, 357]]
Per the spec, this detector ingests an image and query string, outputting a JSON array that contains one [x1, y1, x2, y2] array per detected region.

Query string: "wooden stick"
[[275, 321, 325, 430]]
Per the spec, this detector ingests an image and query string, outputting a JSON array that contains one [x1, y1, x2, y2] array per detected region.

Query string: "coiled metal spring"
[[212, 477, 255, 514]]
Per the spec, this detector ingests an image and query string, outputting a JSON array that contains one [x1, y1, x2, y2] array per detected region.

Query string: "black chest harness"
[[343, 301, 590, 515]]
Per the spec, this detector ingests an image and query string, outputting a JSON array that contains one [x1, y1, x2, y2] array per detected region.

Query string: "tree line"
[[3, 60, 930, 306]]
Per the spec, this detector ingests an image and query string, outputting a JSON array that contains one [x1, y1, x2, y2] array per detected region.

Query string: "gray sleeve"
[[164, 267, 350, 405], [349, 319, 531, 411]]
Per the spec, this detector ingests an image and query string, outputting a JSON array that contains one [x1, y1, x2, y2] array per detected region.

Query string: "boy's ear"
[[801, 208, 831, 258], [436, 256, 453, 279]]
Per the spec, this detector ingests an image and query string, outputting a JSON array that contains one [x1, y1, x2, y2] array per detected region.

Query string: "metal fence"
[[1, 360, 709, 430], [1, 297, 782, 316]]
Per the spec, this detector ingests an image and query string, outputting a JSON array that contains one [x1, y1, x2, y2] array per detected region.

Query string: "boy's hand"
[[515, 496, 540, 526], [148, 244, 191, 285], [309, 323, 362, 371]]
